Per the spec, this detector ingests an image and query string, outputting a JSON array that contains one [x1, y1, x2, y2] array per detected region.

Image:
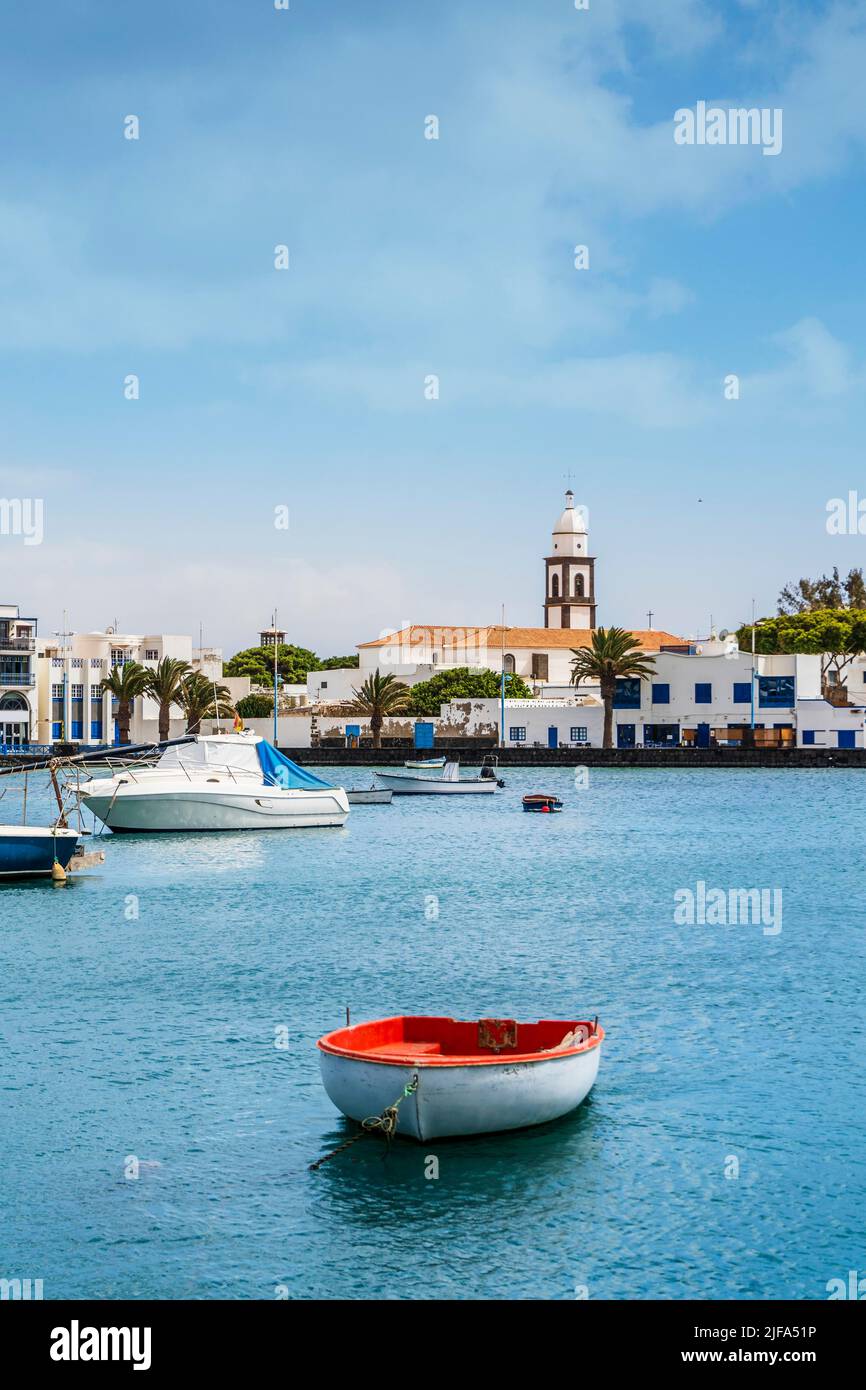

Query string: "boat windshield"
[[157, 740, 263, 777], [156, 738, 335, 790]]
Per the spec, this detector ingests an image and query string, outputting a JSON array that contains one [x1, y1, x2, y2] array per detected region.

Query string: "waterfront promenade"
[[282, 745, 866, 768]]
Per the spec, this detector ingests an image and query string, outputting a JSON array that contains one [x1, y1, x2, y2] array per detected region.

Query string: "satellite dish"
[[719, 629, 729, 640]]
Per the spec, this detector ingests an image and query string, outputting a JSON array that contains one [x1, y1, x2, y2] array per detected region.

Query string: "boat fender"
[[541, 1024, 590, 1052]]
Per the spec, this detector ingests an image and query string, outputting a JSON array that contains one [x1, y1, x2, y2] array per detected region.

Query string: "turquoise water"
[[1, 766, 863, 1300]]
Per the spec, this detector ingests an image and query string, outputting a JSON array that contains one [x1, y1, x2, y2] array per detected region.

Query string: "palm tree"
[[103, 660, 152, 746], [350, 670, 410, 748], [177, 672, 234, 735], [570, 627, 656, 749], [145, 657, 191, 743]]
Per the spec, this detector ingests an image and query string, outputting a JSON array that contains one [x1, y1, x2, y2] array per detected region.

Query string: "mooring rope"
[[309, 1075, 419, 1171]]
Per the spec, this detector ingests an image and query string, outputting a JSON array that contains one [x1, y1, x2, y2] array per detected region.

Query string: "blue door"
[[547, 726, 558, 749], [414, 722, 434, 750], [346, 723, 360, 749], [696, 723, 710, 749], [617, 724, 636, 748], [838, 729, 856, 749]]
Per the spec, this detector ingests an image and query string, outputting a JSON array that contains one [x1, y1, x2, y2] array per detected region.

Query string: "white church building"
[[298, 491, 866, 751], [308, 492, 682, 703]]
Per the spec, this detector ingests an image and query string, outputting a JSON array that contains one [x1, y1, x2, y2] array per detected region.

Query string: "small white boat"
[[404, 757, 446, 770], [375, 761, 502, 795], [79, 733, 349, 833], [345, 787, 393, 805], [317, 1014, 604, 1140]]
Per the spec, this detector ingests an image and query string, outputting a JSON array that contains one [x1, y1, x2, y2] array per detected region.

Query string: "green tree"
[[224, 643, 337, 687], [319, 654, 359, 669], [350, 671, 411, 748], [235, 693, 274, 719], [177, 673, 235, 735], [144, 657, 191, 743], [736, 609, 866, 696], [569, 627, 656, 749], [778, 567, 866, 614], [103, 661, 152, 746], [407, 667, 533, 716]]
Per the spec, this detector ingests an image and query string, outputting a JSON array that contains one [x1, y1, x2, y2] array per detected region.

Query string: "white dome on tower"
[[554, 490, 587, 535]]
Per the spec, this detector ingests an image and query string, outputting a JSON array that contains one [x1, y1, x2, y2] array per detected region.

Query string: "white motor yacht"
[[80, 733, 349, 833]]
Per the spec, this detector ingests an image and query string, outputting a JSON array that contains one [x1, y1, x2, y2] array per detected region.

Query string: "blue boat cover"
[[256, 740, 335, 790]]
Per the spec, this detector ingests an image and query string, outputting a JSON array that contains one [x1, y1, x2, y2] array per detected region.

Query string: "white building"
[[307, 492, 681, 705], [297, 633, 866, 751], [35, 630, 248, 747], [0, 604, 39, 748], [434, 639, 865, 750]]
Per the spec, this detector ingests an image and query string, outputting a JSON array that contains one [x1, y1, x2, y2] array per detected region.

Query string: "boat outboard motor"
[[480, 766, 506, 787]]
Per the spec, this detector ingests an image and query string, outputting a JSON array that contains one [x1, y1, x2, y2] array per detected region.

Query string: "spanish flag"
[[233, 712, 244, 733]]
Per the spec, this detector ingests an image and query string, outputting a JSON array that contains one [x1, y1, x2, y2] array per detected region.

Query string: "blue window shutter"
[[838, 729, 856, 749], [802, 730, 815, 745], [733, 682, 751, 703], [652, 683, 670, 704], [695, 683, 712, 704]]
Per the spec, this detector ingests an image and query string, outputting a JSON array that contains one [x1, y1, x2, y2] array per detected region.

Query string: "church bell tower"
[[544, 490, 597, 629]]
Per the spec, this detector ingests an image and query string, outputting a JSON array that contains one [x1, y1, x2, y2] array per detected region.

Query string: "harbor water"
[[0, 766, 862, 1299]]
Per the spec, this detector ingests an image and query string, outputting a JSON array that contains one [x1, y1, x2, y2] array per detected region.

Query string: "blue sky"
[[2, 0, 866, 654]]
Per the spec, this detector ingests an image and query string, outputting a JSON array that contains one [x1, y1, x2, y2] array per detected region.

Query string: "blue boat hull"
[[0, 832, 81, 878]]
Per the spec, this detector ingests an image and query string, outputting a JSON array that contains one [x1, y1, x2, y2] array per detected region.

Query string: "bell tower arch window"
[[574, 573, 585, 598], [551, 573, 560, 599]]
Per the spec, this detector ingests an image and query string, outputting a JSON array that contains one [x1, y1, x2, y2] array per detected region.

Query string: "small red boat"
[[522, 793, 563, 813], [317, 1014, 604, 1140]]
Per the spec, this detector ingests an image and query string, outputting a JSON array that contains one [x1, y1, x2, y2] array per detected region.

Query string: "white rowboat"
[[317, 1014, 604, 1141]]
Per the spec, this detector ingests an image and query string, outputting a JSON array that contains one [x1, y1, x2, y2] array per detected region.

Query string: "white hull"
[[318, 1045, 601, 1140], [82, 783, 348, 832], [346, 788, 393, 805], [375, 771, 497, 795]]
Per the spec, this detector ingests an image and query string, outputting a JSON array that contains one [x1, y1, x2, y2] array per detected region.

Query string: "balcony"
[[0, 671, 35, 687], [0, 637, 35, 652]]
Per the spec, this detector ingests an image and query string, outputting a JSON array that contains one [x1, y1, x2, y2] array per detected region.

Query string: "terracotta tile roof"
[[358, 625, 683, 652]]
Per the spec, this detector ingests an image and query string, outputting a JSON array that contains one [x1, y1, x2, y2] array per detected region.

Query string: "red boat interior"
[[318, 1015, 603, 1065]]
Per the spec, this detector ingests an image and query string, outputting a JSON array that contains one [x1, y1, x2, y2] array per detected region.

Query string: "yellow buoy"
[[51, 860, 67, 884]]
